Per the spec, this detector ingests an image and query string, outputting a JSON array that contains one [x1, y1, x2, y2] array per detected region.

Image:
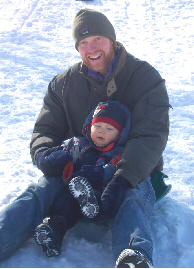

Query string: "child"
[[34, 101, 131, 257]]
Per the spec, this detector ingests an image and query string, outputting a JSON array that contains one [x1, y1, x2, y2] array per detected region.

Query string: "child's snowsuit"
[[49, 101, 131, 228]]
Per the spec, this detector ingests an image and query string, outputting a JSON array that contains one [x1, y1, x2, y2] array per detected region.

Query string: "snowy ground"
[[0, 0, 194, 267]]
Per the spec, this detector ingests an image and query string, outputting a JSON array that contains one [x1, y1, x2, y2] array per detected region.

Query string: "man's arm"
[[115, 80, 171, 187], [30, 76, 70, 164]]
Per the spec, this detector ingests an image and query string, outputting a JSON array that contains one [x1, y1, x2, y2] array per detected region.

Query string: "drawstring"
[[129, 236, 135, 249]]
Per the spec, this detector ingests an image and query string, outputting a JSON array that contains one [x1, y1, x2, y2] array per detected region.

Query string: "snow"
[[0, 0, 194, 267]]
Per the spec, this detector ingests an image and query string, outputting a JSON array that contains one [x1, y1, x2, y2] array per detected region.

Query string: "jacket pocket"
[[147, 94, 172, 125]]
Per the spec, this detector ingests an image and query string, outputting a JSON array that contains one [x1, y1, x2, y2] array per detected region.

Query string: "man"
[[0, 9, 170, 267]]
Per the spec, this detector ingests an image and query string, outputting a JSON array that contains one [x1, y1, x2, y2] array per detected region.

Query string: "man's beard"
[[82, 46, 115, 77]]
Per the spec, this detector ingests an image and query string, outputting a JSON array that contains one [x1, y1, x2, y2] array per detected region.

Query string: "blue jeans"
[[0, 175, 65, 262], [110, 176, 155, 263], [0, 175, 155, 263]]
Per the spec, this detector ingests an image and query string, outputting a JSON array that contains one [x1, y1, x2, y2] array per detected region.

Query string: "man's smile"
[[88, 53, 102, 60]]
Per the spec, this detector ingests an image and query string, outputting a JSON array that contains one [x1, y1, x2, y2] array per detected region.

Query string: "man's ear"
[[112, 40, 117, 49]]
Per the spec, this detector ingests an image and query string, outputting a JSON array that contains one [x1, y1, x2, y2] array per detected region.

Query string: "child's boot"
[[69, 176, 99, 218], [34, 215, 67, 257]]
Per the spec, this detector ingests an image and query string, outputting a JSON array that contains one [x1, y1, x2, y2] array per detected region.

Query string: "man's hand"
[[72, 165, 104, 187], [36, 146, 73, 177], [100, 175, 132, 218]]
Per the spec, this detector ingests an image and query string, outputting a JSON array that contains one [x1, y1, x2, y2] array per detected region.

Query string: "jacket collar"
[[79, 42, 128, 84], [93, 140, 116, 152]]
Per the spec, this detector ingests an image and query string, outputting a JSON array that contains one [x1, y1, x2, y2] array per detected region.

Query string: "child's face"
[[91, 122, 120, 147]]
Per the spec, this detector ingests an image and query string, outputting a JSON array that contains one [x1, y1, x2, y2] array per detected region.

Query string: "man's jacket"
[[30, 42, 171, 188]]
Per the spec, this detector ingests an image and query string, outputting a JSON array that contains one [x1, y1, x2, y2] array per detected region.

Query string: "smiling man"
[[0, 9, 171, 268], [72, 9, 117, 79]]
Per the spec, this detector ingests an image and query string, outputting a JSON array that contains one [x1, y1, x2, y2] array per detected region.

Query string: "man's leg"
[[0, 175, 65, 262], [110, 176, 155, 264]]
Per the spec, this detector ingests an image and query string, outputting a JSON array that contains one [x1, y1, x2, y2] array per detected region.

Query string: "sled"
[[151, 171, 172, 203]]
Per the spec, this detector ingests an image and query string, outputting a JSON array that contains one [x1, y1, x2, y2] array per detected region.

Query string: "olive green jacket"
[[30, 42, 171, 187]]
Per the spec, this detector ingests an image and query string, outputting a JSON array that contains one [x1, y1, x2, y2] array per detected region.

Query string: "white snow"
[[0, 0, 194, 267]]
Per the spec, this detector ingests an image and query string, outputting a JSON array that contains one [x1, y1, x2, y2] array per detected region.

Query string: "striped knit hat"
[[91, 102, 127, 133]]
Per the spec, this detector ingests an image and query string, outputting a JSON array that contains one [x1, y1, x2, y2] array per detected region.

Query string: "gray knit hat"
[[72, 9, 116, 50]]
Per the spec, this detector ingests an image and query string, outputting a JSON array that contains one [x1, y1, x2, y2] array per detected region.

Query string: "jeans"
[[110, 176, 155, 263], [0, 175, 65, 262], [0, 175, 155, 263]]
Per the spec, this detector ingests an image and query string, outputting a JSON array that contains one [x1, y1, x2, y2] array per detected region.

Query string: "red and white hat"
[[91, 102, 127, 133]]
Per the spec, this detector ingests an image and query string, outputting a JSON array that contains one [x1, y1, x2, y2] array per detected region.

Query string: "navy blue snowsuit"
[[49, 101, 131, 228]]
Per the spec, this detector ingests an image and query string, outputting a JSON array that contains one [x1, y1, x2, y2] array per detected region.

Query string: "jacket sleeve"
[[30, 75, 70, 164], [115, 80, 171, 187]]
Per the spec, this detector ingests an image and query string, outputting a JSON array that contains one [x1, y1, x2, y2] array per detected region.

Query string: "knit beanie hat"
[[72, 9, 116, 50], [91, 102, 127, 133]]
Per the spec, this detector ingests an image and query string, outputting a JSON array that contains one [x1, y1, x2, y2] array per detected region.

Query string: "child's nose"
[[99, 128, 105, 133]]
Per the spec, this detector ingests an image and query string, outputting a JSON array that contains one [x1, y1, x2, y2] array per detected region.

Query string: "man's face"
[[77, 36, 116, 78]]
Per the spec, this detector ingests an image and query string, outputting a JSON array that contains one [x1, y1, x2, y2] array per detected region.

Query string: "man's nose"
[[88, 41, 97, 52]]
